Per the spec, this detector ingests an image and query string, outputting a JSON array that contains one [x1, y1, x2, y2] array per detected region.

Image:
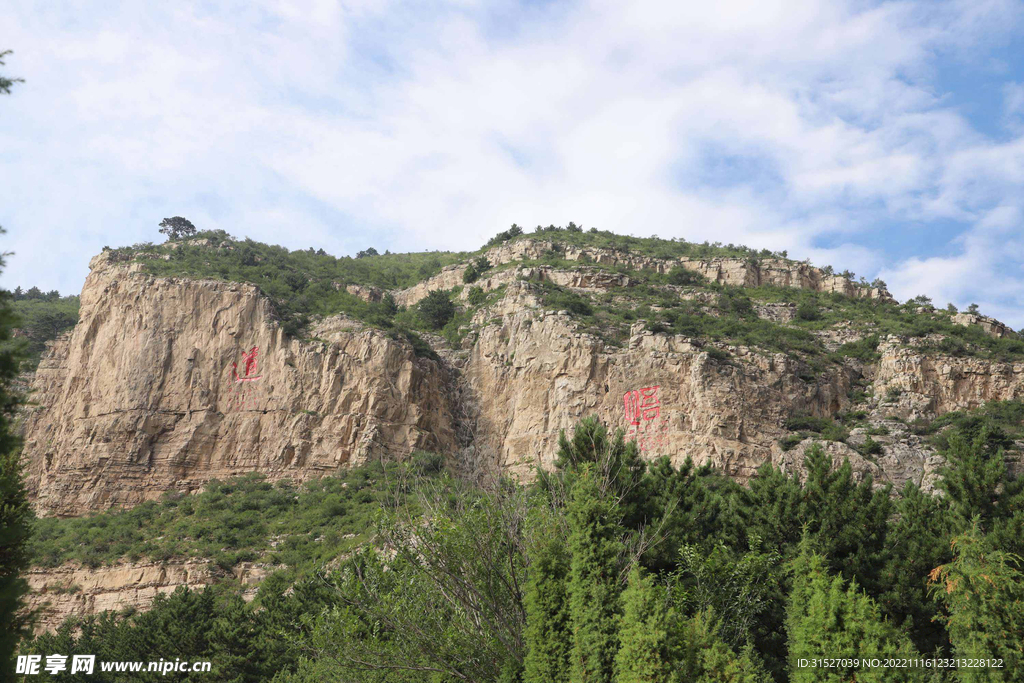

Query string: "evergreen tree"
[[800, 446, 893, 594], [746, 446, 892, 593], [417, 289, 456, 329], [643, 457, 747, 571], [929, 524, 1024, 680], [937, 431, 1020, 532], [567, 468, 623, 683], [878, 482, 956, 656], [674, 610, 766, 683], [614, 565, 673, 683], [545, 417, 648, 529], [0, 49, 32, 672], [158, 216, 198, 241], [787, 541, 927, 682], [523, 517, 571, 683]]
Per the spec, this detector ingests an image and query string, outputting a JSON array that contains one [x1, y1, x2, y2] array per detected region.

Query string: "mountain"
[[15, 226, 1024, 633]]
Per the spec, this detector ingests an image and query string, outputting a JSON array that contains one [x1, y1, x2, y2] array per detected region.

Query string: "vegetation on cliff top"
[[21, 415, 1024, 682], [94, 225, 1023, 363], [9, 288, 79, 369]]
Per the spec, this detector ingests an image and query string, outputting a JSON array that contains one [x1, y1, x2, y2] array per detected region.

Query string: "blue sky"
[[3, 0, 1024, 327]]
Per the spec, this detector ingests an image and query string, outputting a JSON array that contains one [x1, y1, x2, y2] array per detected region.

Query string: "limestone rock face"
[[873, 336, 1024, 419], [394, 239, 891, 307], [24, 560, 269, 634], [20, 253, 459, 516], [458, 286, 851, 481], [951, 312, 1018, 339]]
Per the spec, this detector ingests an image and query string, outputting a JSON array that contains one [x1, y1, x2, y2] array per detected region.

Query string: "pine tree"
[[878, 482, 956, 656], [614, 565, 673, 683], [0, 51, 32, 673], [524, 520, 571, 683], [787, 540, 927, 682], [548, 416, 648, 528], [937, 431, 1023, 532], [929, 524, 1024, 680], [675, 610, 766, 683], [567, 468, 623, 683], [801, 445, 893, 594]]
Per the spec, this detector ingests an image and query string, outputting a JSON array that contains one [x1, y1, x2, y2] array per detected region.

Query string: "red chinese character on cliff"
[[624, 386, 660, 424], [624, 385, 666, 453], [228, 346, 262, 411], [232, 346, 262, 383]]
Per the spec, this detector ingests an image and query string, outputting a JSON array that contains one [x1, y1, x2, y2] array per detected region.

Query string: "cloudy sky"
[[3, 0, 1024, 326]]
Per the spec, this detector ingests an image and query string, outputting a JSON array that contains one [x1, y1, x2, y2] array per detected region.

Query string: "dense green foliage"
[[0, 245, 33, 675], [9, 288, 79, 368], [28, 463, 423, 571], [131, 230, 467, 337], [417, 289, 456, 330], [102, 224, 1024, 364], [22, 408, 1024, 682]]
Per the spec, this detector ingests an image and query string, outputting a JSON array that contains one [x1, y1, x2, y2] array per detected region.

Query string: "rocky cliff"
[[18, 234, 1024, 632], [20, 252, 459, 516], [21, 242, 1022, 517]]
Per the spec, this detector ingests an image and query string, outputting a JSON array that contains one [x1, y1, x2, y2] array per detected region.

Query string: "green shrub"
[[796, 300, 821, 321], [858, 436, 884, 457], [418, 290, 456, 329], [779, 434, 804, 451], [834, 335, 880, 362], [667, 267, 707, 286], [705, 347, 731, 362], [467, 287, 487, 306]]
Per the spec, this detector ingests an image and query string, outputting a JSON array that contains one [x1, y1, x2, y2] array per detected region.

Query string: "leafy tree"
[[787, 542, 927, 682], [356, 247, 379, 258], [417, 289, 456, 330], [567, 469, 622, 683], [967, 303, 980, 314], [929, 524, 1024, 681], [614, 565, 673, 683], [158, 216, 198, 241], [306, 475, 528, 682], [675, 539, 783, 658]]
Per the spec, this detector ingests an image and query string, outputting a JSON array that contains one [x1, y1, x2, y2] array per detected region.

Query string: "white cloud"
[[2, 0, 1024, 325]]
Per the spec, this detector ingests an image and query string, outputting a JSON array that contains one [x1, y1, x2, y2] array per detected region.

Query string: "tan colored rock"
[[344, 284, 385, 303], [873, 336, 1024, 419], [23, 560, 270, 633], [952, 312, 1018, 339], [394, 239, 891, 307], [459, 288, 852, 481], [20, 252, 460, 516]]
